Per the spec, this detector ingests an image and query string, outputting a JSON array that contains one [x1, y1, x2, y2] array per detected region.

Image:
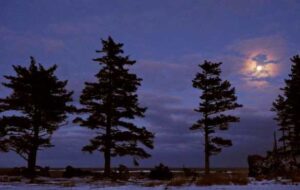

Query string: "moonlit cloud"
[[245, 79, 269, 88], [241, 53, 280, 88], [229, 35, 285, 88], [242, 55, 279, 78]]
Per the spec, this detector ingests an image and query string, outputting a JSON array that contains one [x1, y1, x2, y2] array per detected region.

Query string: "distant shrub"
[[63, 165, 91, 178], [63, 166, 78, 178], [149, 163, 173, 180]]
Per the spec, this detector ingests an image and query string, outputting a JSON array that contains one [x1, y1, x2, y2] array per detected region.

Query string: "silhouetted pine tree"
[[271, 95, 290, 154], [272, 55, 300, 163], [0, 57, 73, 176], [191, 61, 242, 174], [74, 37, 154, 177]]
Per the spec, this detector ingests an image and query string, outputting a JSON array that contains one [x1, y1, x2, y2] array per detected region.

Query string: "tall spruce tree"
[[271, 95, 290, 154], [0, 57, 73, 176], [191, 61, 242, 174], [74, 37, 154, 177], [272, 55, 300, 162]]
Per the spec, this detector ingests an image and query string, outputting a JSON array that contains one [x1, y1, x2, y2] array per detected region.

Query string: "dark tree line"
[[272, 55, 300, 165], [2, 35, 298, 178]]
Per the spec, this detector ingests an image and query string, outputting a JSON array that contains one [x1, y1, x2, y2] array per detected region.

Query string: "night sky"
[[1, 0, 300, 168]]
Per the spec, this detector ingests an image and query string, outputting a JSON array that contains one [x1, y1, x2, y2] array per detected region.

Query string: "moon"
[[256, 65, 263, 72]]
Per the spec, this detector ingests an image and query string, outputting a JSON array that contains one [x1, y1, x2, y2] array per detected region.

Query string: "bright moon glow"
[[241, 52, 280, 88], [256, 65, 263, 72]]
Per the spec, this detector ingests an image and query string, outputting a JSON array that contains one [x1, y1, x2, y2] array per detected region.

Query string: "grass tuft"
[[195, 173, 248, 186]]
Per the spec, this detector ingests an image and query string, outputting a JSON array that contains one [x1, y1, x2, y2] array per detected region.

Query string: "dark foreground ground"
[[0, 167, 248, 179], [0, 168, 299, 189]]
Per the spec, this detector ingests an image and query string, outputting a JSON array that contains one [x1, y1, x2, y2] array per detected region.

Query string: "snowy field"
[[0, 183, 299, 190], [0, 176, 299, 190]]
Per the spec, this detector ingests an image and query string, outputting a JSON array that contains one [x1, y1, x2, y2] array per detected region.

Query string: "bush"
[[149, 163, 173, 180], [63, 165, 91, 178]]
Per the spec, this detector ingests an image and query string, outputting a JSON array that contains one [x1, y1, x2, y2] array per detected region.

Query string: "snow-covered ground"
[[0, 177, 298, 190], [0, 183, 298, 190]]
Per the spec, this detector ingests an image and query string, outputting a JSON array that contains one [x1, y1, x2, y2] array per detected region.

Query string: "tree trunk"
[[27, 146, 37, 177], [104, 67, 113, 178], [28, 119, 39, 178], [104, 114, 112, 177], [204, 97, 210, 175], [204, 126, 210, 175], [282, 130, 286, 153], [104, 146, 111, 177]]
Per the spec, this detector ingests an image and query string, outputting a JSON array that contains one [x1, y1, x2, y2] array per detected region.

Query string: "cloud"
[[0, 26, 65, 54], [48, 16, 102, 36], [245, 79, 269, 88], [132, 58, 199, 93], [227, 35, 286, 88], [242, 55, 279, 78]]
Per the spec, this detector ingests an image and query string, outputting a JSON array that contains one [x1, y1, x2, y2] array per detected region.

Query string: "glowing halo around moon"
[[241, 52, 280, 88]]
